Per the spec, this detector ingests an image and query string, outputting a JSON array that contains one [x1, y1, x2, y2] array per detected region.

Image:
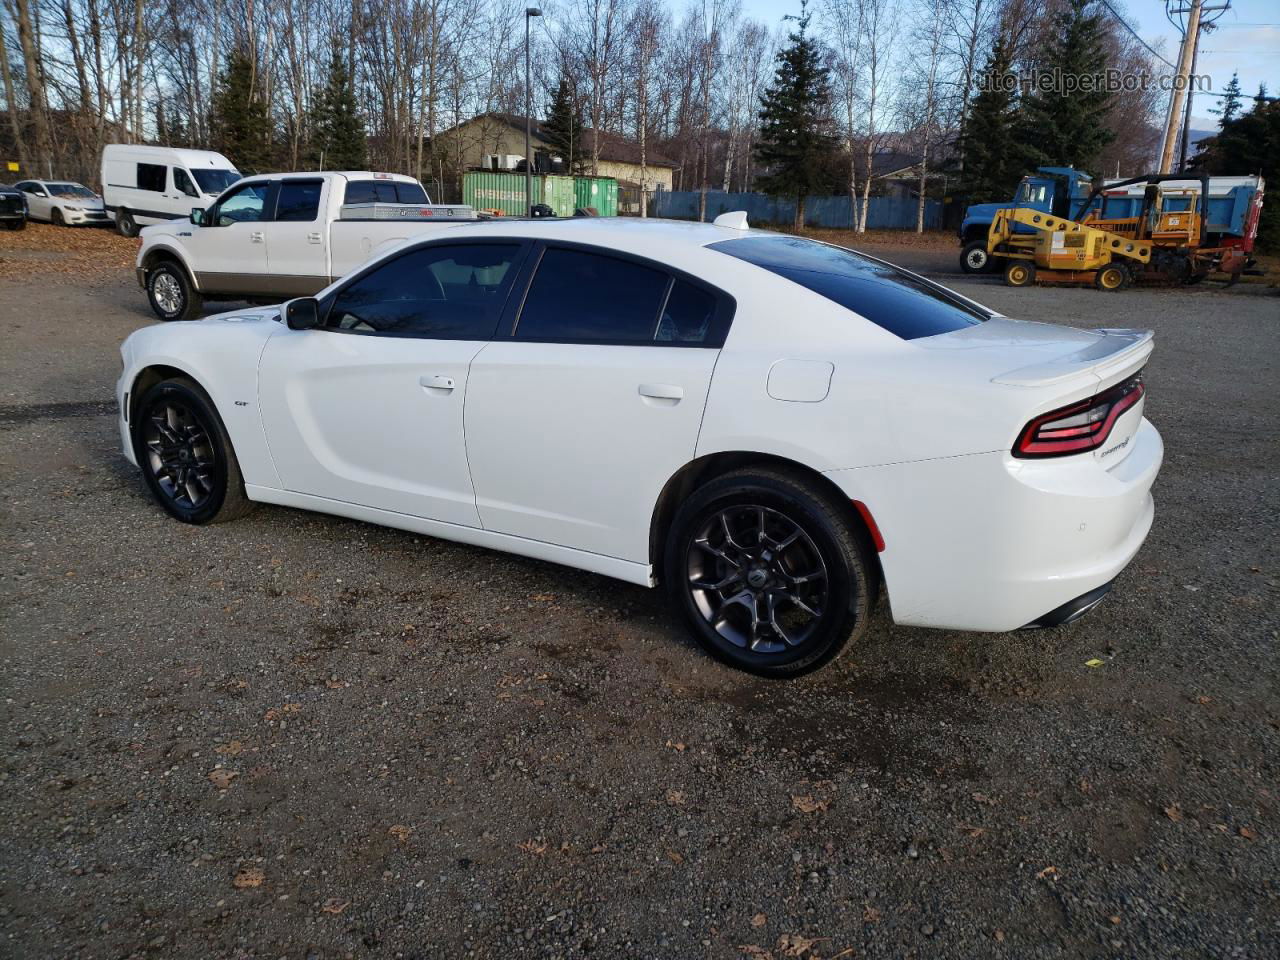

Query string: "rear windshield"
[[710, 235, 988, 340], [344, 180, 429, 204]]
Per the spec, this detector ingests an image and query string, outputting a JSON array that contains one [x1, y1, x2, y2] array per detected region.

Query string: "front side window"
[[137, 163, 167, 192], [192, 168, 241, 195], [215, 182, 270, 225], [324, 243, 522, 339], [276, 180, 322, 222], [173, 169, 199, 198], [515, 248, 671, 343], [711, 235, 987, 341]]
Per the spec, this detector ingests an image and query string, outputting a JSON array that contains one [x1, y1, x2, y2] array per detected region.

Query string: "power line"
[[1097, 0, 1177, 69]]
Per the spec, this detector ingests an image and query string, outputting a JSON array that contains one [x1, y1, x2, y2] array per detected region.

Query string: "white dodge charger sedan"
[[116, 216, 1161, 676]]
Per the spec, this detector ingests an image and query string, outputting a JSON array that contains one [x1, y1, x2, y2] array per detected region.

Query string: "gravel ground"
[[1, 229, 1278, 960]]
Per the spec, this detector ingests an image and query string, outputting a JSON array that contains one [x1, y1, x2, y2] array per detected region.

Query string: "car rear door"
[[263, 178, 329, 296], [464, 243, 734, 563], [257, 239, 530, 526]]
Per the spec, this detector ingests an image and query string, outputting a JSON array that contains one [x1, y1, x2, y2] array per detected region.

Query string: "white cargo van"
[[101, 145, 240, 237]]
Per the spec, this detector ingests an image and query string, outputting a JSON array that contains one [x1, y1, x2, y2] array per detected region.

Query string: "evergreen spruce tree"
[[957, 32, 1023, 202], [1016, 0, 1115, 173], [310, 43, 366, 170], [754, 0, 836, 230], [542, 78, 582, 173], [209, 48, 272, 173], [1209, 72, 1242, 127], [1193, 93, 1279, 249]]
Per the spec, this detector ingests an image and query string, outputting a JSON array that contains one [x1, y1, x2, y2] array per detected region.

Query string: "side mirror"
[[190, 208, 204, 226], [285, 297, 320, 331]]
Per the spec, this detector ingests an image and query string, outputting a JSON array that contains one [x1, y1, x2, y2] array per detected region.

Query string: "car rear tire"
[[132, 377, 253, 525], [51, 208, 65, 226], [147, 261, 203, 322], [663, 467, 876, 678], [116, 208, 139, 237], [1004, 260, 1036, 287], [960, 241, 993, 274]]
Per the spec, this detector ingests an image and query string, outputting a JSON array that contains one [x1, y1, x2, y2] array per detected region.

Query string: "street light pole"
[[525, 8, 542, 216]]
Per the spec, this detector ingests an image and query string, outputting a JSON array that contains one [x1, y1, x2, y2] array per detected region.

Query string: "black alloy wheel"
[[665, 468, 875, 677], [133, 378, 252, 524]]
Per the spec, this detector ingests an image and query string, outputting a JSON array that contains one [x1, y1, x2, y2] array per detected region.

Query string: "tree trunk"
[[0, 27, 29, 168], [12, 0, 53, 168], [916, 145, 928, 233], [794, 194, 805, 233]]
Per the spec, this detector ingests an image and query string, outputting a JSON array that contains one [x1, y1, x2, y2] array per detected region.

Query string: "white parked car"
[[101, 144, 240, 237], [14, 179, 110, 226], [116, 216, 1162, 676]]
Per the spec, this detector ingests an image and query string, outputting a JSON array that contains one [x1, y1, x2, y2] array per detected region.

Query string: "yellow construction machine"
[[986, 173, 1254, 291]]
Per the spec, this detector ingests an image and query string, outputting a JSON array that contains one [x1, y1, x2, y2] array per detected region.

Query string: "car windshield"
[[48, 182, 96, 199], [709, 235, 989, 341], [192, 168, 241, 194]]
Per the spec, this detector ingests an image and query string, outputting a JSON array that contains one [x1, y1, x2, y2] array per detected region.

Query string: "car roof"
[[426, 216, 758, 256]]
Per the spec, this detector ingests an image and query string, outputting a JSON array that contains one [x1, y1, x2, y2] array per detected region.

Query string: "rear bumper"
[[1022, 579, 1114, 629], [825, 417, 1162, 632]]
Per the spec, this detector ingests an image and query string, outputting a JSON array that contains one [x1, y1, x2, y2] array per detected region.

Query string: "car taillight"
[[1013, 372, 1145, 458]]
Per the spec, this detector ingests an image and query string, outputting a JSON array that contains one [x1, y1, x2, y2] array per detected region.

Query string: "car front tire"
[[51, 208, 65, 226], [132, 377, 253, 525], [147, 262, 203, 322], [663, 467, 877, 678]]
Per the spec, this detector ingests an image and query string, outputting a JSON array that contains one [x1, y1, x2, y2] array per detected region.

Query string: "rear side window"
[[710, 235, 987, 340], [276, 180, 322, 221], [515, 248, 671, 343], [343, 180, 429, 204], [137, 163, 167, 193], [324, 243, 522, 339]]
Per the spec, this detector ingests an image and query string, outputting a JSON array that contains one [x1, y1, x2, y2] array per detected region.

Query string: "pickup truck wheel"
[[148, 262, 203, 322], [116, 209, 139, 237], [960, 241, 993, 274], [3, 218, 24, 231]]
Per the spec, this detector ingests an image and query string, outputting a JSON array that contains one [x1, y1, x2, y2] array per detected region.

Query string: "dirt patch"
[[0, 221, 138, 283]]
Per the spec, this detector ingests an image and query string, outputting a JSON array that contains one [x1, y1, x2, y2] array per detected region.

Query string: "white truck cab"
[[136, 171, 478, 321], [102, 145, 240, 237]]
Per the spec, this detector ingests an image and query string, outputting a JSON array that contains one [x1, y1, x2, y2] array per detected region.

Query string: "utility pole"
[[1158, 0, 1228, 174]]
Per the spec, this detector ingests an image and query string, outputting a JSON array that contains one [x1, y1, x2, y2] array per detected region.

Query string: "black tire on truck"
[[960, 240, 995, 274], [116, 208, 139, 237], [147, 261, 204, 322]]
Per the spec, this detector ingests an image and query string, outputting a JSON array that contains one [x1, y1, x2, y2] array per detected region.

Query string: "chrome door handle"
[[638, 383, 683, 401], [419, 374, 455, 392], [249, 231, 264, 242]]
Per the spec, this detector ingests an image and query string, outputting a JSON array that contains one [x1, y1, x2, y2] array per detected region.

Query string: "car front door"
[[257, 240, 529, 527], [464, 243, 733, 563], [185, 180, 273, 294], [264, 179, 329, 296], [18, 182, 50, 220]]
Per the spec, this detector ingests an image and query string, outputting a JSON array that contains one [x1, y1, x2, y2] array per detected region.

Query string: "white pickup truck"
[[135, 171, 478, 321]]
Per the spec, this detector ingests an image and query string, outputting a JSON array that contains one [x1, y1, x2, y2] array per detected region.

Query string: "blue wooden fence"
[[653, 190, 942, 230]]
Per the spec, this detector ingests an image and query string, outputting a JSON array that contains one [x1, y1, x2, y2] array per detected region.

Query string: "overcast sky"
[[737, 0, 1278, 129]]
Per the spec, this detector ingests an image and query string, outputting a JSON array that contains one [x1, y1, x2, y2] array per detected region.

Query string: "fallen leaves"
[[665, 739, 687, 752], [1035, 865, 1059, 880], [1163, 805, 1184, 823], [0, 222, 138, 283], [1239, 826, 1257, 840], [791, 795, 828, 814], [517, 838, 548, 855], [751, 913, 768, 928], [388, 824, 413, 843], [1084, 658, 1105, 668], [213, 740, 244, 757], [232, 867, 265, 889], [321, 898, 350, 915], [665, 789, 687, 806], [665, 849, 685, 865], [207, 768, 239, 790], [779, 934, 827, 957], [263, 703, 301, 722], [958, 824, 986, 838]]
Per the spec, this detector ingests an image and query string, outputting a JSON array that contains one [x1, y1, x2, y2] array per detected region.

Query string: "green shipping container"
[[462, 171, 578, 217], [541, 175, 576, 217], [573, 176, 618, 217]]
